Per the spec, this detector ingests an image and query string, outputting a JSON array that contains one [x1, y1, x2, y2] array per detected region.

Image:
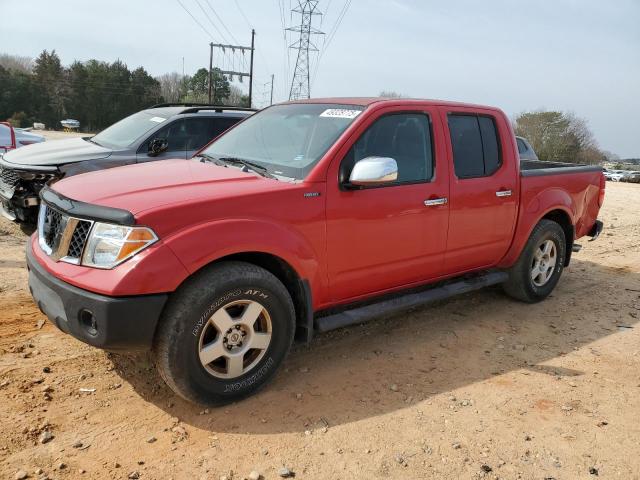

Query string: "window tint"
[[341, 113, 433, 185], [209, 117, 241, 139], [448, 115, 484, 178], [479, 117, 500, 175], [516, 138, 527, 154], [185, 117, 241, 152], [448, 114, 501, 178], [154, 119, 188, 152]]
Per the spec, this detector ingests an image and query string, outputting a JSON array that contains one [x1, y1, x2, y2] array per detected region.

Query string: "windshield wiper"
[[216, 156, 277, 180], [196, 153, 227, 167]]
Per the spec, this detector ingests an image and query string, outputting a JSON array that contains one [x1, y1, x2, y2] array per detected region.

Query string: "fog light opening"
[[79, 309, 98, 336]]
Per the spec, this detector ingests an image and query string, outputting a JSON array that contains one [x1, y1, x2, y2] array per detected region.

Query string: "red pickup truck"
[[27, 98, 604, 405]]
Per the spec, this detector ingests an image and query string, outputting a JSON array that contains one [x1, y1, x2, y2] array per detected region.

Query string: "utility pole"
[[210, 32, 255, 107], [270, 74, 274, 105], [287, 1, 324, 100], [248, 29, 255, 108], [208, 42, 213, 104]]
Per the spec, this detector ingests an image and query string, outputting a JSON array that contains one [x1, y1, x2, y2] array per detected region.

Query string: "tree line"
[[0, 50, 247, 132], [513, 110, 614, 165]]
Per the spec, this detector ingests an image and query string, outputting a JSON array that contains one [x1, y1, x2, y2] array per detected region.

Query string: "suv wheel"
[[503, 219, 566, 303], [154, 261, 295, 405]]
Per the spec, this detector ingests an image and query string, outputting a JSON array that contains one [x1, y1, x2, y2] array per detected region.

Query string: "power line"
[[175, 0, 215, 41], [323, 0, 352, 55], [194, 0, 228, 43], [233, 0, 253, 29], [204, 0, 240, 44], [311, 0, 351, 88]]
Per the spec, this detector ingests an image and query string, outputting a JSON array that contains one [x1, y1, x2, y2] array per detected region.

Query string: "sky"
[[1, 0, 639, 157]]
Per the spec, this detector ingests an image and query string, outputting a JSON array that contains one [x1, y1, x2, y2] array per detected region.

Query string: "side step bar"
[[315, 270, 508, 333]]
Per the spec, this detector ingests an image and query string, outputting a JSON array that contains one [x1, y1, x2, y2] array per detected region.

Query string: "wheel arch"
[[176, 250, 314, 344], [540, 208, 574, 266]]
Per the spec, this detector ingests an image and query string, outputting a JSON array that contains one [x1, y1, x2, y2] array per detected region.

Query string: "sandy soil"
[[1, 182, 639, 480], [39, 130, 88, 141]]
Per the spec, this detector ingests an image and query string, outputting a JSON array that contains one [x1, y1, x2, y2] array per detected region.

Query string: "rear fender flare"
[[498, 187, 575, 268]]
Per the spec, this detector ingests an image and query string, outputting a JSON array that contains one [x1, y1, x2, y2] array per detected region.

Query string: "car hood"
[[52, 159, 278, 215], [2, 137, 111, 167]]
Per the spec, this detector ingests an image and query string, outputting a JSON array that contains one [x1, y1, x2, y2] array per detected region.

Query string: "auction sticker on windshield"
[[149, 116, 166, 123], [319, 109, 362, 119]]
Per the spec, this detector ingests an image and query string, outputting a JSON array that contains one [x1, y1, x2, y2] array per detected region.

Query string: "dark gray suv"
[[0, 104, 254, 222]]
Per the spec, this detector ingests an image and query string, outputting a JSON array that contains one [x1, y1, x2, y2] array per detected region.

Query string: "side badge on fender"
[[303, 192, 321, 198]]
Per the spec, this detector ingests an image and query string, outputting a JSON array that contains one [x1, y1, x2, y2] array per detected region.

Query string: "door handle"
[[424, 197, 448, 206], [495, 190, 512, 197]]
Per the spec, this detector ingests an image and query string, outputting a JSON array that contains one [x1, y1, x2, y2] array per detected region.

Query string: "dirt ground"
[[38, 130, 88, 140], [1, 179, 639, 480]]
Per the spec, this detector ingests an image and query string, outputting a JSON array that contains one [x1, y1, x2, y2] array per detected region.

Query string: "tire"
[[503, 219, 566, 303], [154, 261, 296, 406]]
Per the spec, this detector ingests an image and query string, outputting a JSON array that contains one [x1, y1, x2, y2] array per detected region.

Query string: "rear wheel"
[[503, 219, 566, 303], [154, 261, 295, 406]]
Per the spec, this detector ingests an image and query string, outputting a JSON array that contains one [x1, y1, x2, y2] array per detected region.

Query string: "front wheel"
[[154, 261, 296, 406], [503, 219, 566, 303]]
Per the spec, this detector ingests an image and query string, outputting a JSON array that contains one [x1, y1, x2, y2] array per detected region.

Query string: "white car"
[[604, 170, 625, 182]]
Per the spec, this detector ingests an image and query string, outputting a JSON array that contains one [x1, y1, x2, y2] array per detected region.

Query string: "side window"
[[341, 113, 433, 185], [184, 118, 214, 152], [153, 119, 187, 153], [209, 117, 241, 140], [448, 114, 502, 178], [516, 138, 527, 154]]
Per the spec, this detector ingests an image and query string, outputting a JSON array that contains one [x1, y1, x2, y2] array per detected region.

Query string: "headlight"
[[82, 222, 158, 269]]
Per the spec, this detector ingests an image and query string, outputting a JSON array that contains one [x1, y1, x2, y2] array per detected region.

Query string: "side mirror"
[[349, 156, 398, 187], [148, 138, 168, 156]]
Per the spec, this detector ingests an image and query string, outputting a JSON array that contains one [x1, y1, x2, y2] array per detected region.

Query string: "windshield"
[[201, 103, 365, 180], [92, 111, 168, 149]]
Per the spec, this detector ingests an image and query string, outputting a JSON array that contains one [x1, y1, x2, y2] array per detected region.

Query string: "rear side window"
[[185, 117, 241, 152], [516, 138, 528, 154], [209, 117, 241, 139], [448, 114, 501, 178]]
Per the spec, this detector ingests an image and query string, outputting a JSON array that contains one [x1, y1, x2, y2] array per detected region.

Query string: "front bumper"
[[26, 241, 168, 351]]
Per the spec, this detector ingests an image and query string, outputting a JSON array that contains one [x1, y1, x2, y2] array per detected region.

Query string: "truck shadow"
[[110, 258, 639, 434]]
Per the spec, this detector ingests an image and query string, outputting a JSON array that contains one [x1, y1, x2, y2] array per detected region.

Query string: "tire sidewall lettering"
[[191, 288, 270, 337]]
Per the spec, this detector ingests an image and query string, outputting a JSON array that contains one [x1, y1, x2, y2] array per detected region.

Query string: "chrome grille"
[[37, 203, 93, 263], [42, 207, 63, 250], [67, 220, 92, 259], [0, 165, 19, 194]]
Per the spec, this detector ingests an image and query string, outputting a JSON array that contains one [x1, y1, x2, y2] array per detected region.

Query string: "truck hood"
[[52, 159, 273, 215], [2, 137, 111, 167]]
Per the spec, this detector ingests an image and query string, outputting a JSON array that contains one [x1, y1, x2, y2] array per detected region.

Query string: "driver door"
[[326, 108, 450, 302]]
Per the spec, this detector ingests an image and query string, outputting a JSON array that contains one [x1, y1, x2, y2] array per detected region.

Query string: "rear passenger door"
[[442, 108, 518, 273]]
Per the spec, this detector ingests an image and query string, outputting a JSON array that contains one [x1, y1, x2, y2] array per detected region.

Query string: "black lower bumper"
[[26, 242, 168, 351]]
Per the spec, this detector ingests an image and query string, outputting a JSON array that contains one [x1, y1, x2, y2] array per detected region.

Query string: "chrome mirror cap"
[[349, 156, 398, 186]]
